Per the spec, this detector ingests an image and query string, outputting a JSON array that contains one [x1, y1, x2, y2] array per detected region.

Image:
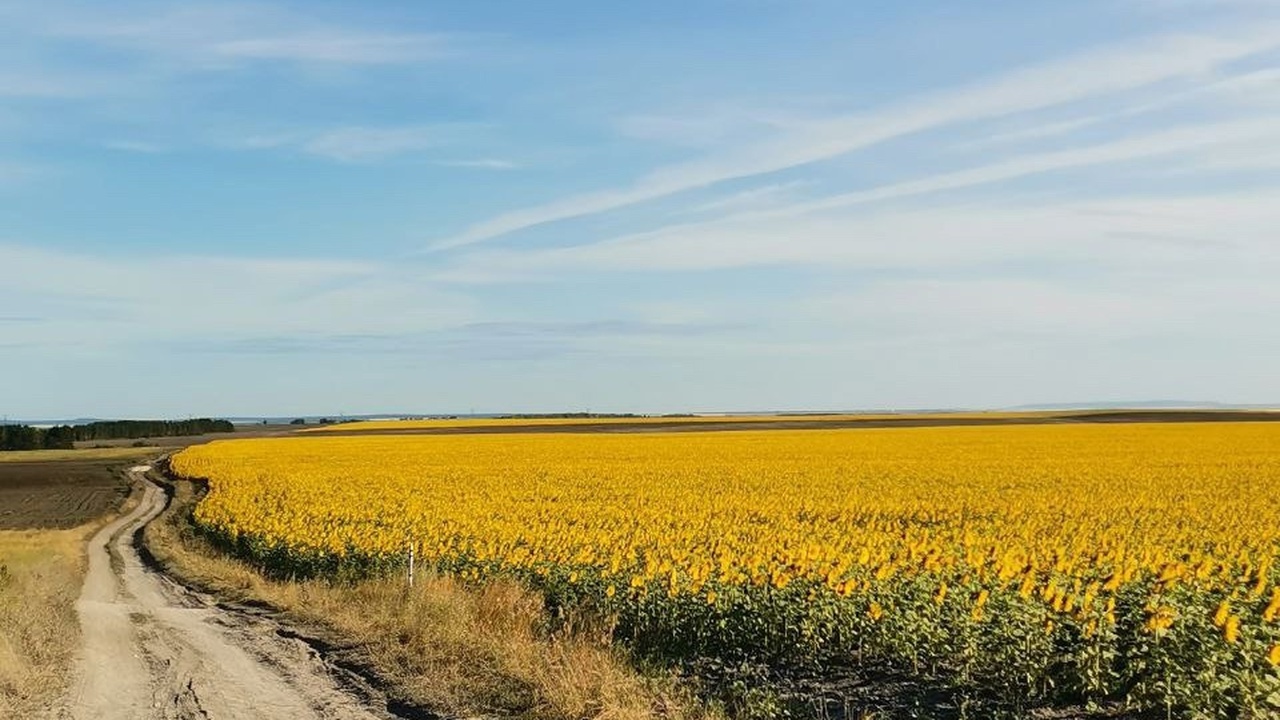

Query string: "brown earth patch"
[[0, 460, 133, 530]]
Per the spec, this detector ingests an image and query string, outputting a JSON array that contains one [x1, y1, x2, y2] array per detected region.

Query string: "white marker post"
[[407, 543, 415, 589]]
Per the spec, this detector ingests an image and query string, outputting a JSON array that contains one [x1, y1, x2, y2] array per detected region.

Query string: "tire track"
[[57, 467, 405, 720]]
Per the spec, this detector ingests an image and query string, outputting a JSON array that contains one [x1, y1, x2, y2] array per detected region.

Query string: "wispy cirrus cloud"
[[966, 66, 1280, 151], [301, 126, 451, 162], [431, 113, 1279, 281], [456, 320, 735, 340], [727, 117, 1280, 224], [684, 181, 811, 214], [426, 24, 1280, 250], [147, 311, 727, 361], [20, 2, 454, 68], [434, 186, 1280, 280], [437, 159, 521, 170], [4, 0, 1280, 414], [220, 125, 486, 163], [0, 243, 473, 352], [0, 2, 479, 166], [208, 32, 448, 65]]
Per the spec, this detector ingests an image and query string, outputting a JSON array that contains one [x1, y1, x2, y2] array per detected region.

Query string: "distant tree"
[[0, 424, 73, 450], [70, 419, 234, 441], [290, 418, 307, 425], [41, 425, 76, 450], [0, 424, 38, 450], [3, 419, 237, 452]]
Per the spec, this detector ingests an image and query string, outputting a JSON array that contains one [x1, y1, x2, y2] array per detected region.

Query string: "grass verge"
[[0, 527, 91, 715], [0, 447, 167, 463], [0, 461, 145, 716], [144, 474, 721, 720]]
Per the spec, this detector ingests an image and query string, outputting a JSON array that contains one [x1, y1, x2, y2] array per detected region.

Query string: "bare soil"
[[0, 461, 132, 530]]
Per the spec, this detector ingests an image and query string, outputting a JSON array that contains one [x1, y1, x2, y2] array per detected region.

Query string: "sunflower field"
[[171, 423, 1280, 717]]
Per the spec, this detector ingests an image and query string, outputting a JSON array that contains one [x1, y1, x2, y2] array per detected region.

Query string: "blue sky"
[[2, 0, 1279, 418]]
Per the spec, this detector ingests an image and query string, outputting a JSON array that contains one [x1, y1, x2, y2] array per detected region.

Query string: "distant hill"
[[3, 418, 107, 428]]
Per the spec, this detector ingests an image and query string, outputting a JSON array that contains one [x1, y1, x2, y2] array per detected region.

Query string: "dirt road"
[[56, 468, 402, 720]]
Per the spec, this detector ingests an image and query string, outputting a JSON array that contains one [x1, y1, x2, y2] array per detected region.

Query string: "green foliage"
[[1, 418, 234, 452], [71, 419, 235, 441], [193, 525, 1280, 719]]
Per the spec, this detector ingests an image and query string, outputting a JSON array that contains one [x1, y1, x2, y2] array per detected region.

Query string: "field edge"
[[0, 465, 150, 717], [141, 465, 722, 720]]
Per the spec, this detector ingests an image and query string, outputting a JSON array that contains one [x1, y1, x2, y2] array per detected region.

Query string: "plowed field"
[[0, 460, 131, 529]]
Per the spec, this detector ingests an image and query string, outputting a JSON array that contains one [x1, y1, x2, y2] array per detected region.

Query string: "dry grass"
[[145, 477, 718, 720], [0, 472, 143, 716], [0, 527, 89, 716], [0, 446, 166, 463]]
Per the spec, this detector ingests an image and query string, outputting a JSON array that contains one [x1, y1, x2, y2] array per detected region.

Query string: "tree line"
[[0, 419, 235, 451]]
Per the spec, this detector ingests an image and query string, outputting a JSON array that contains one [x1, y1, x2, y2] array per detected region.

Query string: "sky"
[[2, 0, 1279, 418]]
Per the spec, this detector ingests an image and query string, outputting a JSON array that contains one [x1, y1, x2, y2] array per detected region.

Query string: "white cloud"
[[966, 65, 1280, 150], [18, 2, 452, 68], [686, 181, 811, 214], [1186, 143, 1280, 170], [800, 280, 1179, 339], [434, 115, 1279, 281], [616, 105, 799, 148], [302, 126, 448, 162], [730, 117, 1280, 223], [427, 24, 1280, 250], [221, 125, 476, 162], [962, 116, 1110, 149], [1132, 0, 1280, 9], [0, 244, 473, 351], [210, 32, 446, 65], [436, 187, 1280, 280]]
